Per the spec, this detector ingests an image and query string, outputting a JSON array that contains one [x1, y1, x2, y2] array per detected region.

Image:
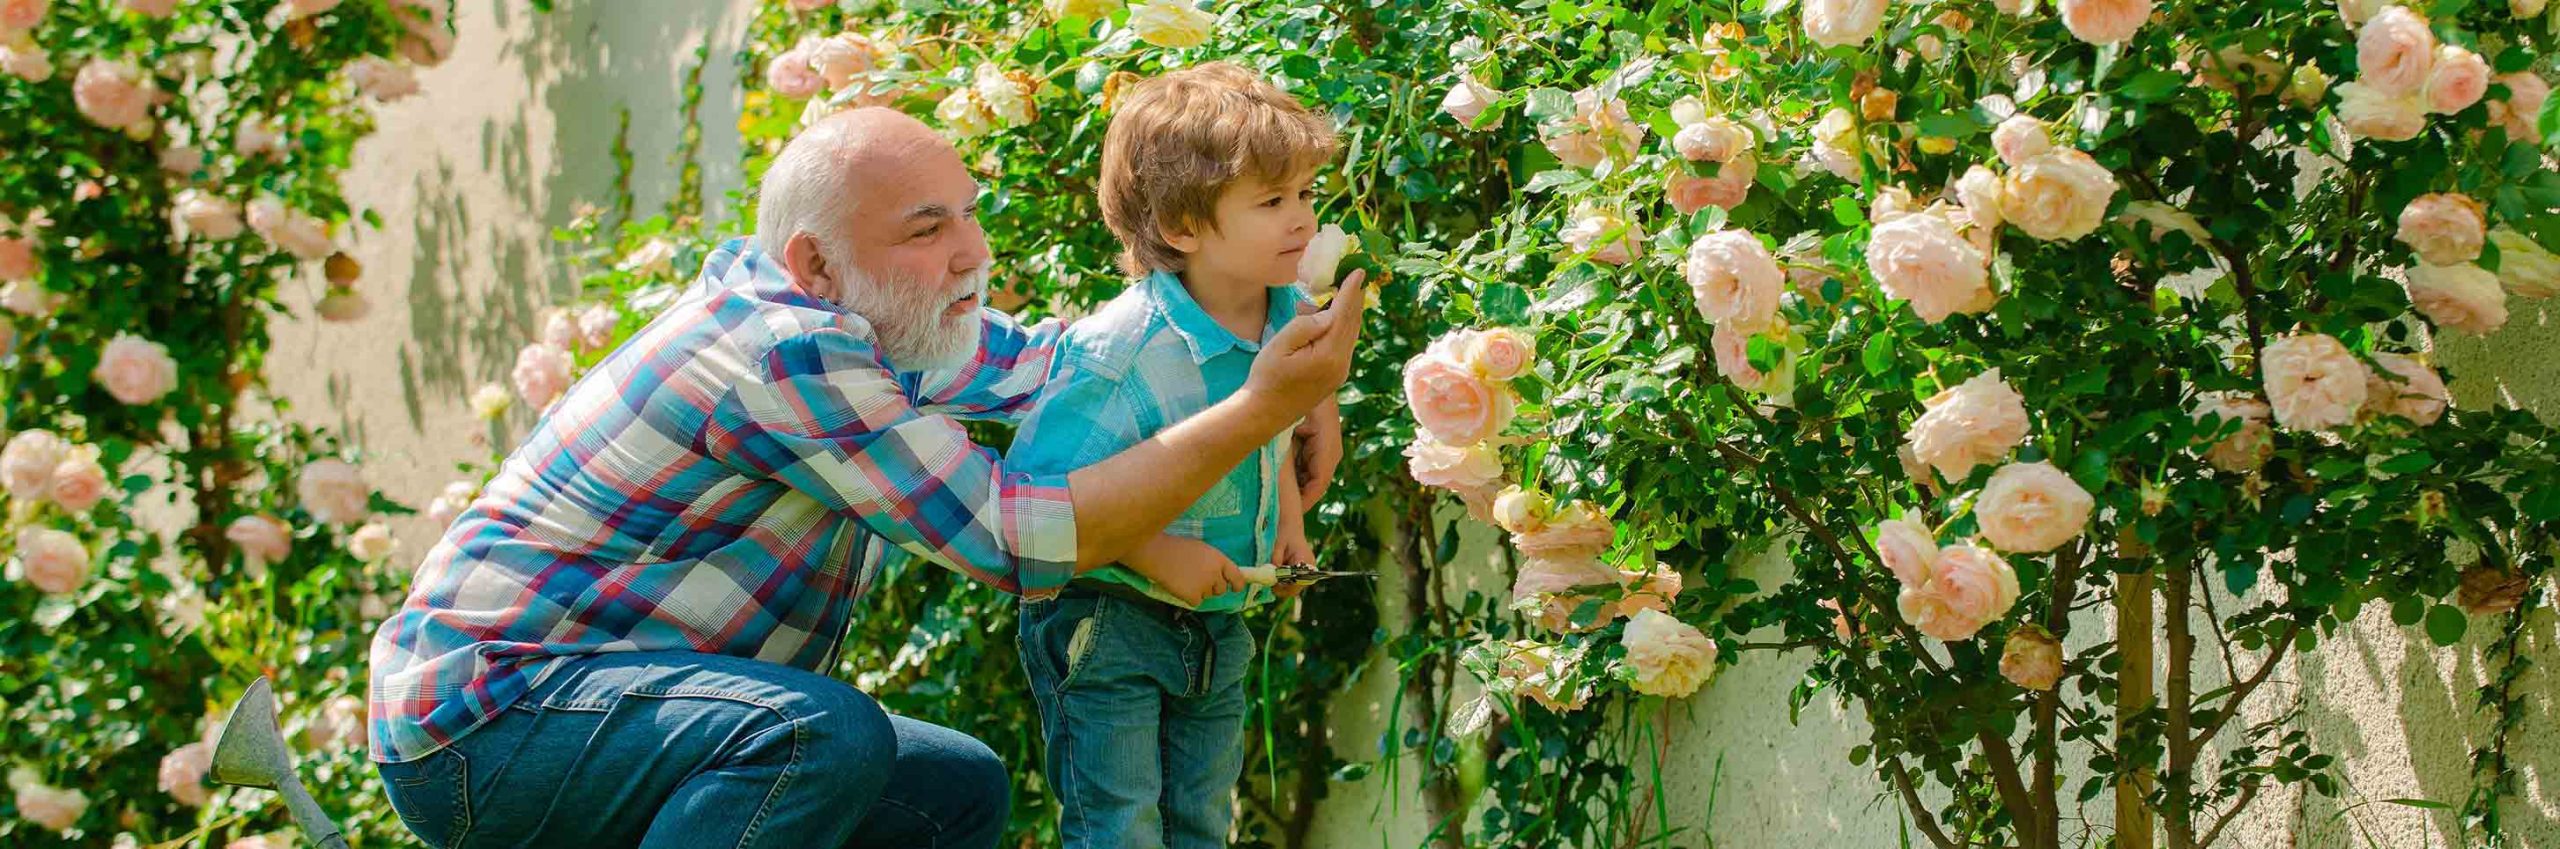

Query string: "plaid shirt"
[[1009, 271, 1306, 612], [366, 238, 1079, 764]]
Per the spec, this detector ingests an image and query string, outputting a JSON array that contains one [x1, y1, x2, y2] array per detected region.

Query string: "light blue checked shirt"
[[1009, 271, 1308, 612]]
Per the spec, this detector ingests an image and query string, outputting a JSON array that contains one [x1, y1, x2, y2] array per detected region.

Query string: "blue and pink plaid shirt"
[[366, 238, 1079, 764]]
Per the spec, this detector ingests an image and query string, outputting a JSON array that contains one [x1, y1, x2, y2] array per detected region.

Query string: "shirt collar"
[[1144, 270, 1294, 366]]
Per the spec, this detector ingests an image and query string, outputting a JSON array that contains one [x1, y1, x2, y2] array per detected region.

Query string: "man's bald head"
[[754, 107, 959, 261]]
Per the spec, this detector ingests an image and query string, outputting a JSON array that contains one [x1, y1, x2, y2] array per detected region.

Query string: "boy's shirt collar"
[[1143, 270, 1297, 366]]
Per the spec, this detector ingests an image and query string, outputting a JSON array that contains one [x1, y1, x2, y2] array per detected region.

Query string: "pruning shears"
[[1241, 562, 1376, 585]]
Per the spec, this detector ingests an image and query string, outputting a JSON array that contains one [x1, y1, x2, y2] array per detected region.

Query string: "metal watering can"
[[205, 677, 350, 849]]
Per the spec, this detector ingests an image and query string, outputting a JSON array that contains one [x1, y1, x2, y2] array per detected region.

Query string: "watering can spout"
[[209, 677, 351, 849]]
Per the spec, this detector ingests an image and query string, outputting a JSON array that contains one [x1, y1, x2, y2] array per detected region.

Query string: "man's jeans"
[[376, 651, 1009, 849], [1019, 587, 1254, 849]]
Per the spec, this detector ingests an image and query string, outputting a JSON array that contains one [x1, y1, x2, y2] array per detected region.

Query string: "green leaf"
[[2376, 451, 2436, 475], [1523, 169, 1590, 194], [1861, 333, 1895, 376], [1829, 195, 1865, 227], [2424, 604, 2468, 646], [2121, 70, 2185, 102], [1916, 112, 1982, 139], [1524, 87, 1576, 122]]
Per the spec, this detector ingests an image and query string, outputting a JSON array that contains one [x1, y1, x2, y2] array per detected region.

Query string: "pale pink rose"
[[2, 429, 67, 500], [235, 118, 285, 159], [2000, 149, 2117, 242], [315, 290, 369, 323], [2364, 352, 2448, 425], [1492, 486, 1551, 535], [2358, 6, 2437, 97], [1404, 435, 1503, 492], [1465, 327, 1535, 382], [1867, 209, 1995, 323], [2396, 193, 2484, 265], [0, 280, 45, 318], [424, 479, 477, 527], [13, 780, 86, 833], [1685, 229, 1784, 332], [1513, 500, 1615, 561], [1991, 115, 2052, 168], [810, 33, 883, 92], [2406, 261, 2510, 334], [283, 0, 341, 19], [1559, 205, 1642, 265], [1906, 370, 2030, 481], [2000, 626, 2063, 690], [0, 238, 34, 284], [512, 341, 574, 408], [175, 190, 244, 240], [397, 13, 455, 67], [1404, 346, 1511, 445], [70, 181, 101, 203], [158, 742, 210, 807], [1513, 554, 1621, 632], [17, 528, 87, 594], [1497, 641, 1590, 711], [2341, 0, 2390, 24], [2424, 45, 2489, 114], [789, 0, 831, 9], [1954, 165, 2006, 233], [577, 303, 617, 350], [1802, 0, 1888, 48], [1542, 89, 1646, 170], [1874, 516, 1940, 588], [347, 56, 420, 102], [73, 59, 153, 134], [2492, 73, 2549, 141], [0, 0, 46, 32], [1622, 609, 1718, 697], [303, 695, 365, 750], [2488, 227, 2560, 297], [2261, 332, 2371, 430], [1674, 117, 1751, 163], [1896, 542, 2019, 641], [1617, 563, 1683, 616], [1975, 461, 2094, 553], [269, 209, 335, 260], [766, 49, 822, 99], [225, 514, 292, 564], [298, 458, 370, 525], [2191, 391, 2275, 472], [1441, 75, 1501, 128], [540, 308, 577, 349], [1666, 156, 1757, 214], [124, 0, 177, 18], [94, 333, 178, 405], [2337, 81, 2429, 141], [1, 44, 52, 82], [2058, 0, 2152, 45], [346, 522, 394, 561], [46, 448, 106, 512]]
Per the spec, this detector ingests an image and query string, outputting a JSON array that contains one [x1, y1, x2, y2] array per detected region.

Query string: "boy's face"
[[1167, 167, 1320, 288]]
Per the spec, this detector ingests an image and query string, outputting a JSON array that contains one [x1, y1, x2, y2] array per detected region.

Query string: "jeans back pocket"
[[379, 748, 471, 848]]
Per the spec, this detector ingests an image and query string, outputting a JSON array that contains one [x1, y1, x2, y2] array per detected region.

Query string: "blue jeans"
[[376, 651, 1009, 849], [1018, 587, 1254, 849]]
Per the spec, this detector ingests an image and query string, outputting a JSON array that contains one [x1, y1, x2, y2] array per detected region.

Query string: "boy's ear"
[[1158, 214, 1203, 255]]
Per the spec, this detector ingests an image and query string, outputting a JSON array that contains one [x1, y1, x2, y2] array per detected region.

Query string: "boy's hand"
[[1270, 528, 1315, 599], [1293, 398, 1341, 507], [1123, 534, 1252, 607]]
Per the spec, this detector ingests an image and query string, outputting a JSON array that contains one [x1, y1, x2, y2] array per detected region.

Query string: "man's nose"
[[952, 217, 991, 274]]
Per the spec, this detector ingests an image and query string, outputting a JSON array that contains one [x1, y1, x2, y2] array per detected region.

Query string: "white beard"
[[824, 248, 986, 373]]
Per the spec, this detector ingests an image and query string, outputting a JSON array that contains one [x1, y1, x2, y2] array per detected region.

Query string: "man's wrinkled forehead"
[[824, 117, 980, 230]]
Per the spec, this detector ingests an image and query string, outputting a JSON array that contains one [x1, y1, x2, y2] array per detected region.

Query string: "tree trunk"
[[2117, 570, 2157, 849]]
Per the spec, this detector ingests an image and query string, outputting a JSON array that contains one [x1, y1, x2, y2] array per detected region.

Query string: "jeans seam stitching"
[[733, 714, 805, 849]]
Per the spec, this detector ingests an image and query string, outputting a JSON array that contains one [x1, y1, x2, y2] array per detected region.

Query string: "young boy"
[[1007, 63, 1344, 848]]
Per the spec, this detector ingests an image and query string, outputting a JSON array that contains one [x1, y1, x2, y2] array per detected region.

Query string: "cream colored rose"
[[2000, 148, 2117, 242], [2000, 626, 2064, 690], [1812, 107, 1863, 180], [1129, 0, 1215, 48], [1493, 486, 1551, 535], [1954, 165, 2006, 234], [3, 429, 67, 501], [1617, 563, 1683, 616], [2191, 391, 2275, 472], [175, 190, 245, 240], [1905, 369, 2030, 482], [1685, 229, 1784, 332], [2285, 64, 2333, 107], [46, 447, 106, 512], [1441, 75, 1501, 128], [935, 88, 997, 139], [225, 515, 293, 564], [1405, 344, 1513, 445], [0, 44, 48, 82], [298, 458, 371, 525], [2337, 81, 2429, 141], [12, 777, 86, 833], [1867, 209, 1995, 323], [2406, 261, 2510, 334], [1991, 115, 2052, 168], [2261, 332, 2370, 430], [2488, 228, 2560, 298], [578, 303, 618, 349], [2518, 0, 2549, 16], [2424, 44, 2489, 114], [1675, 116, 1752, 163], [2058, 0, 2152, 45], [1976, 461, 2094, 553], [347, 56, 420, 102], [1897, 542, 2019, 641], [1297, 223, 1353, 290], [1465, 327, 1535, 382], [73, 59, 153, 134], [810, 33, 882, 92], [1404, 435, 1503, 492], [95, 333, 179, 405], [1803, 0, 1888, 48], [1622, 609, 1719, 698], [347, 522, 395, 561], [158, 742, 210, 807], [1513, 553, 1621, 632], [425, 479, 478, 527], [1560, 205, 1642, 266], [17, 527, 88, 594], [2357, 6, 2437, 96], [1874, 516, 1940, 588], [2396, 193, 2485, 265], [470, 382, 511, 421], [1513, 500, 1614, 560], [2363, 352, 2448, 425], [316, 290, 370, 323], [974, 64, 1037, 127], [0, 279, 51, 316]]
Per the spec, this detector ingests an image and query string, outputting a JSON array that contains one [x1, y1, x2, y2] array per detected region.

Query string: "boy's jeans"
[[375, 651, 1010, 849], [1019, 586, 1254, 849]]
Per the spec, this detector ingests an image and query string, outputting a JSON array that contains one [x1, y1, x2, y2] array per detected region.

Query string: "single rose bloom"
[[2362, 352, 2448, 426], [1685, 229, 1784, 332], [1465, 327, 1535, 382], [1512, 553, 1622, 632], [17, 527, 89, 595], [512, 342, 575, 408], [346, 522, 395, 561], [1896, 542, 2020, 641], [158, 742, 211, 807], [2405, 261, 2510, 334], [1404, 435, 1503, 492], [2395, 193, 2485, 265], [2488, 227, 2560, 298], [225, 514, 294, 564], [175, 190, 246, 240], [2, 429, 68, 501], [1802, 0, 1888, 48], [1128, 0, 1216, 48], [73, 59, 154, 134], [1975, 461, 2095, 553], [297, 458, 371, 525], [1513, 500, 1614, 561], [2191, 391, 2275, 472], [1999, 149, 2118, 242], [2424, 44, 2490, 114], [2261, 332, 2370, 430], [13, 780, 86, 833], [1622, 609, 1719, 698], [2000, 625, 2064, 690], [46, 448, 107, 512], [2058, 0, 2152, 45], [2357, 5, 2438, 97], [1905, 369, 2030, 482], [2491, 72, 2550, 141], [1874, 516, 1940, 588], [95, 333, 179, 405], [1404, 346, 1512, 445], [1442, 75, 1501, 128], [2337, 81, 2429, 141], [765, 49, 822, 98]]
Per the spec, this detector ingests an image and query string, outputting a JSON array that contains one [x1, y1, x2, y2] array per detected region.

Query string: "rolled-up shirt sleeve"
[[713, 326, 1077, 598]]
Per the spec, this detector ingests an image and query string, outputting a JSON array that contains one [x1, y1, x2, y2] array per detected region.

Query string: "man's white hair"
[[756, 118, 862, 261]]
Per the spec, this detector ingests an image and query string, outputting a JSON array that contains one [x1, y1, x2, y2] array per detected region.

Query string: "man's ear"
[[781, 231, 835, 297]]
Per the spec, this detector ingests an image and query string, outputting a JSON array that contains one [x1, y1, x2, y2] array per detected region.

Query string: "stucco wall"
[[269, 3, 2560, 847]]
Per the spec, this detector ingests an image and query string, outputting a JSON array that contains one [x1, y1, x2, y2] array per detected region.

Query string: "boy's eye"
[[1262, 195, 1285, 207], [1298, 189, 1317, 201]]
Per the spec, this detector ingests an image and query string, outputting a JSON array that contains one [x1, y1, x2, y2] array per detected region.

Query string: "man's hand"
[[1122, 534, 1252, 607], [1294, 397, 1342, 508], [1245, 270, 1367, 420]]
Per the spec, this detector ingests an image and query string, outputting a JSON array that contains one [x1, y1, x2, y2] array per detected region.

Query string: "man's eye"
[[912, 225, 940, 239]]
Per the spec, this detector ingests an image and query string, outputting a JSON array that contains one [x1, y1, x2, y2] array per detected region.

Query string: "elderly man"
[[366, 108, 1363, 849]]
